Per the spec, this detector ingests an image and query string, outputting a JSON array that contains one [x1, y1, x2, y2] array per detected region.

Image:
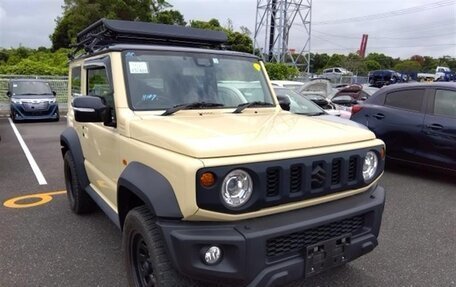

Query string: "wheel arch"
[[117, 162, 183, 229], [60, 127, 90, 189]]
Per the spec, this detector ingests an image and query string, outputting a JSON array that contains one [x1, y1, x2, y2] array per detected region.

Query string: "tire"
[[123, 206, 199, 287], [63, 151, 96, 214]]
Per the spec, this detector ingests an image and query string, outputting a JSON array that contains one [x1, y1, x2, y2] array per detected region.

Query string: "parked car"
[[6, 79, 59, 122], [351, 82, 456, 172], [298, 78, 337, 109], [270, 80, 304, 92], [332, 84, 380, 118], [274, 87, 366, 128], [322, 67, 353, 81], [368, 70, 402, 88]]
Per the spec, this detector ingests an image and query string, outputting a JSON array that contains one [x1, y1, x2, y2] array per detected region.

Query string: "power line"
[[312, 0, 455, 25], [312, 43, 455, 52], [312, 29, 456, 40]]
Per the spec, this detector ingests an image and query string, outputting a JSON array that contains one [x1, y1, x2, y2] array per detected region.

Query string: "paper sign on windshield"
[[129, 61, 149, 74]]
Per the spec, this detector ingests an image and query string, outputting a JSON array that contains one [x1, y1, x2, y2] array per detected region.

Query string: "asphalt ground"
[[0, 117, 455, 287]]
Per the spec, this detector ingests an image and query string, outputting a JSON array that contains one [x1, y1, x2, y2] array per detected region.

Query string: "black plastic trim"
[[158, 184, 385, 286], [196, 146, 385, 214], [118, 162, 183, 220], [85, 185, 120, 228], [60, 127, 90, 189]]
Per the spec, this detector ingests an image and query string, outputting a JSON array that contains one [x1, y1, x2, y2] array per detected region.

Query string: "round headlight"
[[363, 151, 378, 181], [221, 169, 253, 208]]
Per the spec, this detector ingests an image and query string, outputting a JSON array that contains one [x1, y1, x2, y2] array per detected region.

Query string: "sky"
[[0, 0, 455, 59]]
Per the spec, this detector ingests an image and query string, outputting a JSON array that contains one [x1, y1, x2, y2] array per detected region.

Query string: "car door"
[[80, 58, 121, 208], [366, 88, 426, 161], [419, 88, 456, 171]]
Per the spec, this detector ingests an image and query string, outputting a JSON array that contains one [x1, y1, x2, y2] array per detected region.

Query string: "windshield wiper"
[[161, 102, 224, 116], [233, 101, 275, 114]]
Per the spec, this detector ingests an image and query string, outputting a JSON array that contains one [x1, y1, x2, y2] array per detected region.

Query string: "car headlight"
[[221, 169, 253, 208], [11, 99, 22, 104], [363, 151, 378, 181]]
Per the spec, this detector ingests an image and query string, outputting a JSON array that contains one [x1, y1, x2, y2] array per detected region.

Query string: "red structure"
[[358, 34, 368, 58]]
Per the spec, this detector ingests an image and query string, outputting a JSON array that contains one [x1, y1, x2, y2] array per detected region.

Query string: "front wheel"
[[63, 151, 95, 214], [123, 206, 198, 287]]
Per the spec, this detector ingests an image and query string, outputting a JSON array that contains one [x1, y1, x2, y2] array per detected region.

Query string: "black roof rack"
[[70, 19, 228, 59]]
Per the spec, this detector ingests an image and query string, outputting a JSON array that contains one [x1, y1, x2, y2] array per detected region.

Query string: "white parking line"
[[8, 118, 48, 185]]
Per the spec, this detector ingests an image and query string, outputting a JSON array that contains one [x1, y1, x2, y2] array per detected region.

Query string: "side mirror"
[[6, 91, 11, 97], [277, 95, 291, 111], [52, 91, 57, 96], [73, 96, 108, 123]]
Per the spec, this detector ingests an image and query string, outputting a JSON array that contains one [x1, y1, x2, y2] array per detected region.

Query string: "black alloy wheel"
[[131, 232, 156, 287]]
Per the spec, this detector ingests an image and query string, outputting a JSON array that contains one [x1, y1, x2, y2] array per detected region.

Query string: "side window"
[[334, 68, 341, 73], [71, 66, 81, 97], [434, 89, 456, 118], [384, 89, 424, 112], [87, 68, 114, 107]]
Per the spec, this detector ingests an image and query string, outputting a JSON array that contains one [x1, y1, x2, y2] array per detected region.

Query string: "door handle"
[[373, 113, 385, 120], [426, 123, 443, 130]]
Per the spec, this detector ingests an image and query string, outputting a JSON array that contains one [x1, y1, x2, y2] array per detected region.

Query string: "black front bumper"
[[158, 185, 385, 287], [11, 103, 59, 121]]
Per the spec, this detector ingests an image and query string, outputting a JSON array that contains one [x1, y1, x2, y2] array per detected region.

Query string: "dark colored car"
[[351, 83, 456, 172], [7, 79, 59, 122], [368, 70, 402, 88]]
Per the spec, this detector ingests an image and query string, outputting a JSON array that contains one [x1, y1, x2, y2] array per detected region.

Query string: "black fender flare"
[[60, 127, 90, 189], [118, 162, 183, 226]]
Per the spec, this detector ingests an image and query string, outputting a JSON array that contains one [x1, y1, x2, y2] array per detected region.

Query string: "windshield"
[[11, 81, 52, 96], [274, 88, 323, 115], [123, 50, 274, 111]]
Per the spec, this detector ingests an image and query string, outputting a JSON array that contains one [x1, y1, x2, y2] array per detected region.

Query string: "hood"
[[317, 114, 367, 129], [129, 110, 376, 158]]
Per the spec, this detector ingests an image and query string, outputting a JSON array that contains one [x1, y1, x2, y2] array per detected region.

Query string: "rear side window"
[[71, 66, 81, 97], [384, 89, 424, 112], [434, 89, 456, 118]]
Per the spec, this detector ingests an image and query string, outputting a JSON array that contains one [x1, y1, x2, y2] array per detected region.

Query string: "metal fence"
[[0, 75, 68, 104]]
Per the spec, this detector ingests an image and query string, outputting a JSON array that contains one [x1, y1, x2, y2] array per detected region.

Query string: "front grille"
[[266, 215, 365, 258], [266, 168, 280, 197], [348, 156, 358, 181], [264, 153, 363, 203], [290, 165, 302, 193]]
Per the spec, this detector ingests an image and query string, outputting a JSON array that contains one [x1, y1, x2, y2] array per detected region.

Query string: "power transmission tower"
[[254, 0, 312, 73]]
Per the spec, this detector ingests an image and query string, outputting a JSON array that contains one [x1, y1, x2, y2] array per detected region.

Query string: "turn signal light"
[[380, 147, 386, 159], [200, 172, 216, 187]]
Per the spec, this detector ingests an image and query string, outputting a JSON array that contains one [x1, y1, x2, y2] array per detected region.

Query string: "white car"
[[322, 67, 353, 80]]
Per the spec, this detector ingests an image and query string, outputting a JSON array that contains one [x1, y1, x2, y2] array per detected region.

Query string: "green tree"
[[151, 10, 186, 25], [393, 60, 422, 73], [311, 53, 330, 73], [264, 63, 299, 80], [189, 18, 253, 53], [365, 53, 395, 69], [363, 59, 381, 71], [50, 0, 171, 50]]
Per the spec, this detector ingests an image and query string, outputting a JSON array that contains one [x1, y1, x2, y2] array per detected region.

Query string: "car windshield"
[[11, 81, 52, 96], [123, 50, 274, 111], [274, 88, 323, 115]]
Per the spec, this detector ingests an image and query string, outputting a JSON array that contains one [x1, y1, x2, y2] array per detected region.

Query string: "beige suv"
[[61, 19, 386, 287]]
